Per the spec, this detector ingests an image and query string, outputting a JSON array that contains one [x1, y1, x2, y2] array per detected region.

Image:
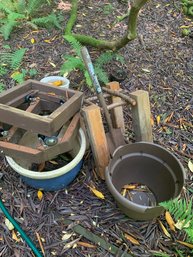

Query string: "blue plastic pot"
[[6, 129, 86, 191]]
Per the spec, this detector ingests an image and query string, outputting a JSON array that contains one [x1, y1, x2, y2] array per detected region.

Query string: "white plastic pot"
[[6, 129, 86, 191], [40, 76, 70, 89]]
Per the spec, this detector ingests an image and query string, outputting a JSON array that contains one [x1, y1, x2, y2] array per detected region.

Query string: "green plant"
[[160, 198, 193, 256], [61, 35, 124, 88], [181, 0, 193, 16], [0, 47, 26, 77], [0, 0, 61, 40], [11, 68, 38, 83], [0, 83, 5, 93], [102, 3, 113, 15]]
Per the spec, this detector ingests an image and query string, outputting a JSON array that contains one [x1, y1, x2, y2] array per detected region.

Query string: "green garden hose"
[[0, 196, 43, 257]]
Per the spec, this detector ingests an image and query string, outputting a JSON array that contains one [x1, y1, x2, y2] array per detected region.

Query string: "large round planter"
[[6, 129, 86, 191], [105, 142, 185, 220], [40, 76, 70, 89]]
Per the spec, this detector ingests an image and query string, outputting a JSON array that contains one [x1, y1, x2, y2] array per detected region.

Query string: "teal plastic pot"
[[6, 129, 86, 191], [105, 142, 185, 220]]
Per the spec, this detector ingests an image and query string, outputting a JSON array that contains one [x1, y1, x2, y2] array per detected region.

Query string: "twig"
[[35, 232, 45, 256], [102, 87, 136, 106]]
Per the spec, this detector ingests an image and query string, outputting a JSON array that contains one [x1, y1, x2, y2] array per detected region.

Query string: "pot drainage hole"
[[121, 183, 157, 207]]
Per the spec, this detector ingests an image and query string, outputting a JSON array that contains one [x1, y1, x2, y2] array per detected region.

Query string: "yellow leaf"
[[124, 233, 140, 245], [5, 218, 14, 230], [11, 71, 21, 78], [37, 190, 43, 201], [89, 186, 105, 199], [122, 184, 137, 190], [158, 220, 171, 238], [50, 80, 63, 87], [77, 241, 96, 248], [156, 115, 161, 126], [177, 240, 193, 249], [165, 211, 175, 231], [188, 160, 193, 173], [12, 230, 20, 242], [31, 38, 35, 44], [44, 39, 51, 43]]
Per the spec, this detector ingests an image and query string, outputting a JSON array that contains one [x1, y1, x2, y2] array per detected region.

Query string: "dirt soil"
[[0, 0, 193, 256]]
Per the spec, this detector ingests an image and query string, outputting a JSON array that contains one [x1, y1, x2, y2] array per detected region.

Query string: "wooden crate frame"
[[0, 80, 83, 136]]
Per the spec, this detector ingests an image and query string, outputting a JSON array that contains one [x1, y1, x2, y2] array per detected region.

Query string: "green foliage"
[[160, 198, 193, 243], [11, 68, 38, 83], [61, 35, 125, 88], [181, 0, 193, 16], [0, 0, 61, 40], [0, 48, 26, 77], [0, 83, 5, 93]]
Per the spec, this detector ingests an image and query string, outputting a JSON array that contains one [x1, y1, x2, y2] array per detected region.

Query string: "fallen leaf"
[[158, 220, 171, 238], [188, 160, 193, 173], [122, 184, 137, 190], [77, 241, 96, 248], [38, 162, 45, 172], [49, 160, 58, 165], [5, 218, 14, 230], [31, 38, 35, 44], [62, 233, 72, 241], [57, 1, 72, 11], [165, 211, 175, 231], [177, 240, 193, 249], [50, 80, 63, 87], [37, 190, 43, 201], [11, 71, 21, 78], [124, 233, 140, 245], [150, 115, 155, 126], [12, 230, 20, 242], [156, 115, 161, 126], [89, 186, 105, 199], [175, 219, 190, 230]]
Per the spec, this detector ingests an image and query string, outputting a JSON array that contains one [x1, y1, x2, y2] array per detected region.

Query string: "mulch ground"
[[0, 0, 193, 256]]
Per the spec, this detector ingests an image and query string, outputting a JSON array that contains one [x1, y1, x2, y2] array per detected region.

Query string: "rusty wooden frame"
[[0, 80, 83, 136]]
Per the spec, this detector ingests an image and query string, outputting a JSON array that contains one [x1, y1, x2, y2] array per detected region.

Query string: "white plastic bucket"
[[40, 76, 70, 89]]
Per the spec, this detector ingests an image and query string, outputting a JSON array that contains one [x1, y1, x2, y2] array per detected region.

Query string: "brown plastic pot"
[[105, 142, 185, 220]]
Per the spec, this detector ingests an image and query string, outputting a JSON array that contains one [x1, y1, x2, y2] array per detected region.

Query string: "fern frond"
[[11, 48, 27, 70], [14, 0, 27, 14], [26, 0, 43, 16], [84, 71, 92, 88], [95, 66, 109, 84], [160, 198, 193, 228], [0, 3, 13, 14], [185, 227, 193, 243], [0, 20, 19, 40], [61, 57, 84, 74], [0, 83, 5, 92], [0, 66, 8, 76], [32, 13, 61, 29], [64, 35, 82, 57]]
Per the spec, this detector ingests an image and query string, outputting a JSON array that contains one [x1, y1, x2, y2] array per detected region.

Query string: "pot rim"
[[6, 128, 86, 180], [40, 76, 70, 88]]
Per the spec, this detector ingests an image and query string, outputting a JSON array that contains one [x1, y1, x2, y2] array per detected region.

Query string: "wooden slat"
[[5, 90, 39, 107], [0, 80, 32, 103], [0, 104, 52, 136], [49, 93, 83, 132], [106, 82, 125, 133], [129, 90, 153, 142], [82, 105, 110, 180]]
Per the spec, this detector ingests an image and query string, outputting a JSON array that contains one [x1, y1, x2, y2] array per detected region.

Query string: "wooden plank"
[[5, 90, 39, 107], [129, 90, 153, 142], [82, 105, 110, 180], [106, 82, 125, 133], [0, 103, 52, 136], [0, 80, 32, 103], [49, 93, 83, 132]]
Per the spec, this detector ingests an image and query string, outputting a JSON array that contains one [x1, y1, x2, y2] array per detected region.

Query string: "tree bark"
[[65, 0, 149, 51]]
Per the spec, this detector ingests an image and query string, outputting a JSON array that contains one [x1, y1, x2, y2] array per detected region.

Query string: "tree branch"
[[65, 0, 149, 50]]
